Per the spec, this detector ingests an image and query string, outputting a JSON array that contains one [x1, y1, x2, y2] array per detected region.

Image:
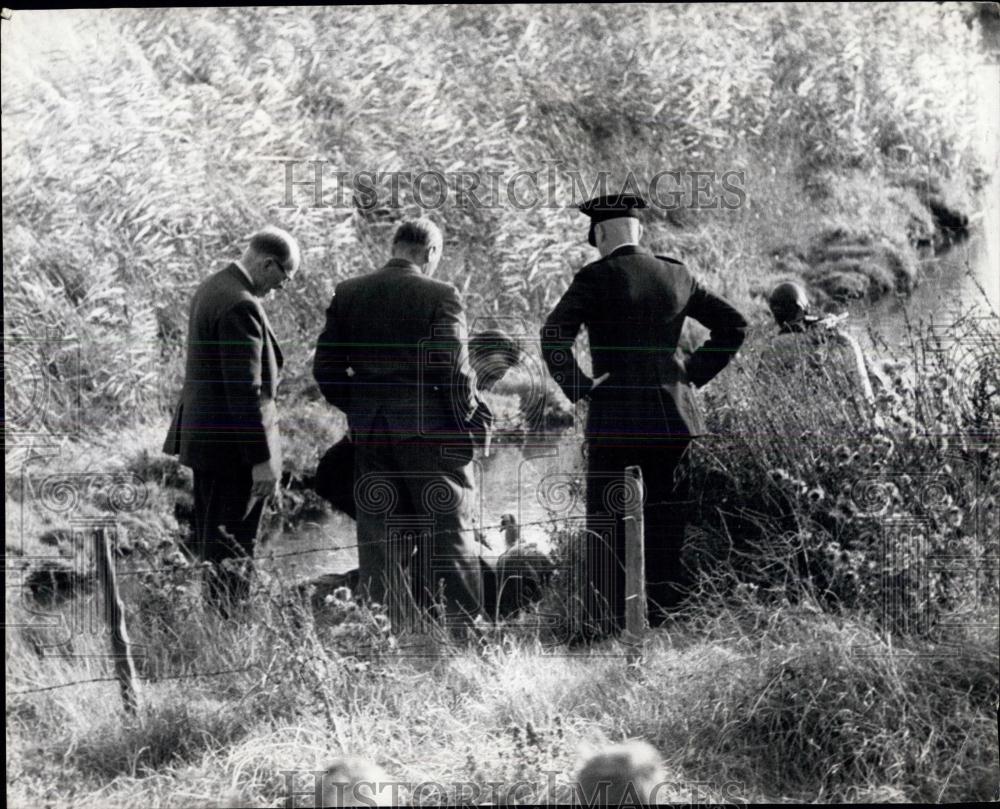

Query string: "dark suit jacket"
[[540, 245, 748, 440], [162, 263, 284, 475], [313, 258, 486, 442]]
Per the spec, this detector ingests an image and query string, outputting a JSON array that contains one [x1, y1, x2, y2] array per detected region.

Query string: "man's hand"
[[251, 461, 279, 499], [470, 400, 494, 450], [584, 372, 611, 400], [471, 399, 494, 433]]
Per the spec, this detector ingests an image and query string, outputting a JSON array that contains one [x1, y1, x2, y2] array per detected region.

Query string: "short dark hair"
[[392, 218, 442, 251]]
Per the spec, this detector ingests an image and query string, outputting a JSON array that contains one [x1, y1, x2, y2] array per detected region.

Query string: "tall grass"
[[4, 6, 997, 806], [7, 556, 997, 805], [687, 313, 999, 630], [2, 4, 986, 434]]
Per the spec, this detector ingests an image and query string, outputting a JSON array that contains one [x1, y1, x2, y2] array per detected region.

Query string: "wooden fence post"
[[623, 465, 648, 639], [94, 526, 139, 715]]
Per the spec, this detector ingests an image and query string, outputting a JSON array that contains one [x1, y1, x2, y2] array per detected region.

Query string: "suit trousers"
[[191, 467, 265, 610], [353, 428, 482, 633], [582, 438, 693, 635]]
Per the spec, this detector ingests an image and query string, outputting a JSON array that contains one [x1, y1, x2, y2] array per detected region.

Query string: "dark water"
[[850, 64, 999, 351], [271, 68, 1000, 580], [849, 233, 998, 355]]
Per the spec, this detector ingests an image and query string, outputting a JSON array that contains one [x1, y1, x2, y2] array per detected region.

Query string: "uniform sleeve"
[[540, 269, 597, 402], [312, 292, 354, 412], [218, 301, 272, 466], [682, 280, 749, 388]]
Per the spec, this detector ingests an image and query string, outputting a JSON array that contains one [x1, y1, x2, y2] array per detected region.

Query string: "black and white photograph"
[[3, 3, 999, 806]]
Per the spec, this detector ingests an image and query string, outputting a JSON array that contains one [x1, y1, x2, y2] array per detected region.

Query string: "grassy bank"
[[6, 560, 998, 806], [5, 308, 998, 806]]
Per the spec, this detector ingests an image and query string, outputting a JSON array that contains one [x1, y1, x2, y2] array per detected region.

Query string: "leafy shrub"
[[689, 313, 1000, 632]]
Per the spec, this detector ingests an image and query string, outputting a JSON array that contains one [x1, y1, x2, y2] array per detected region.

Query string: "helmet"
[[767, 281, 811, 326]]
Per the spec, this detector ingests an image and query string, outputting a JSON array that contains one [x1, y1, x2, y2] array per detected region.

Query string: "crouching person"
[[760, 281, 885, 421]]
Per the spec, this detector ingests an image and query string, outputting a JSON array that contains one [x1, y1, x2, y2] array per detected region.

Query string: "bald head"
[[594, 217, 643, 257], [320, 757, 393, 807], [241, 226, 300, 294]]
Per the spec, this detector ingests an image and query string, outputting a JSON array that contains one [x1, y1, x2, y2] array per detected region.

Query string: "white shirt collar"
[[600, 240, 639, 257], [233, 260, 255, 287]]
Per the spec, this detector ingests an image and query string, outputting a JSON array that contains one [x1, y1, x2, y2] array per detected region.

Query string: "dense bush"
[[687, 313, 1000, 631]]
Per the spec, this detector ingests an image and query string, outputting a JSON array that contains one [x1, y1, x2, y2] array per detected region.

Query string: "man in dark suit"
[[541, 195, 747, 636], [311, 326, 522, 520], [312, 218, 491, 634], [163, 226, 300, 610]]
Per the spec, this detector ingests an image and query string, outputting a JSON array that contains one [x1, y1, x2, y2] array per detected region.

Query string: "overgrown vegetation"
[[7, 544, 997, 805], [1, 3, 986, 434], [4, 5, 998, 807], [687, 314, 1000, 631], [6, 308, 997, 806]]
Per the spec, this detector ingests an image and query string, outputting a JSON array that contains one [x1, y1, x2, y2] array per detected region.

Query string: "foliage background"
[[1, 3, 985, 433], [3, 5, 998, 807]]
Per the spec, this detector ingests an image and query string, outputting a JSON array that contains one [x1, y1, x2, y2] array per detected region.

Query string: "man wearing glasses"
[[163, 226, 301, 612]]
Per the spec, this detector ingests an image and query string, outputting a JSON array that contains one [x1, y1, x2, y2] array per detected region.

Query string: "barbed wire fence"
[[8, 666, 263, 697], [111, 509, 630, 577], [8, 472, 660, 706]]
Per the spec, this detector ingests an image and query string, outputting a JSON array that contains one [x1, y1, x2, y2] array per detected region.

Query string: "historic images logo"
[[278, 161, 747, 212]]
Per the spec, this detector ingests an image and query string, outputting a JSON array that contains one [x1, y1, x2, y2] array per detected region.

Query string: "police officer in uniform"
[[540, 194, 748, 637]]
